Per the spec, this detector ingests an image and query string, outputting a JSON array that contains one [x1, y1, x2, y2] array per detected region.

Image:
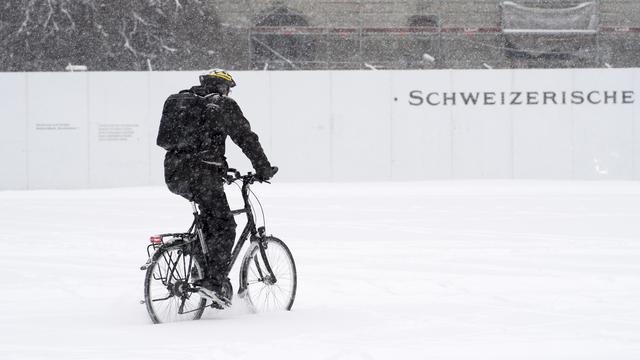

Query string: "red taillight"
[[150, 235, 162, 245]]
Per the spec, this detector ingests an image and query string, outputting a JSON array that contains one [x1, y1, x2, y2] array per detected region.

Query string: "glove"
[[256, 166, 278, 181]]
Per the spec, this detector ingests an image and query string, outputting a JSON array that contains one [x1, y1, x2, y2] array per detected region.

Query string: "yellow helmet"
[[199, 68, 236, 88]]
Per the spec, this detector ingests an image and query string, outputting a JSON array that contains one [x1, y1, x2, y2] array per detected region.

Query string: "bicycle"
[[140, 168, 297, 324]]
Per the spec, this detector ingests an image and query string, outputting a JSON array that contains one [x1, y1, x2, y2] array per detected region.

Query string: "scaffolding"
[[224, 0, 640, 70]]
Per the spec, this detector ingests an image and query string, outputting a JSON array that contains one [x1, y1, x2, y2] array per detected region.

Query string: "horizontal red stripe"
[[600, 26, 640, 33], [250, 26, 640, 34]]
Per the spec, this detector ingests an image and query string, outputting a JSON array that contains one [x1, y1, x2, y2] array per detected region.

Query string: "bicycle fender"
[[238, 241, 260, 295]]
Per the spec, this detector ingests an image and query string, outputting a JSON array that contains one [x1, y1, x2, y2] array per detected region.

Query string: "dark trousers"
[[191, 165, 237, 284]]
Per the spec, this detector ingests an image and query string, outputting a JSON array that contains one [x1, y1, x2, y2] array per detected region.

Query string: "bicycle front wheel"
[[240, 236, 297, 312], [144, 244, 207, 324]]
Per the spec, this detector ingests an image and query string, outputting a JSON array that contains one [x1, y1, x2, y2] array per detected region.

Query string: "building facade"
[[213, 0, 640, 70]]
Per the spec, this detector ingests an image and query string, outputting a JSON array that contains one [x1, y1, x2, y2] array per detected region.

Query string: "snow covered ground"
[[1, 180, 640, 360]]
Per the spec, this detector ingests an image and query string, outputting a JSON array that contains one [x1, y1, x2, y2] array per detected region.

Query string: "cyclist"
[[164, 69, 277, 304]]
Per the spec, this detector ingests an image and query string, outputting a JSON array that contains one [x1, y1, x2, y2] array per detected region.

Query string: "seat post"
[[191, 201, 208, 254]]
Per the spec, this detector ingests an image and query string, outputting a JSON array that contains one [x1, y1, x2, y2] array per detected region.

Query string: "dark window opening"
[[408, 15, 440, 28], [251, 6, 316, 69]]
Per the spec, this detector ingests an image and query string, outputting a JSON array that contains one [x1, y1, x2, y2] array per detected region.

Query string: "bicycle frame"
[[186, 175, 275, 281], [142, 172, 277, 301], [142, 170, 290, 319]]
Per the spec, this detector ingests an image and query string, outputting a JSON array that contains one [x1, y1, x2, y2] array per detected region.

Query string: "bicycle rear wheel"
[[240, 236, 297, 312], [144, 244, 207, 323]]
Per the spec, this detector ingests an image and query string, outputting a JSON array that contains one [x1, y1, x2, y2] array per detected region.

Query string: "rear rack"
[[141, 233, 193, 270]]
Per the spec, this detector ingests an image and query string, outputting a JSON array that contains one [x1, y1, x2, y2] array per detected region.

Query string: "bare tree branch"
[[17, 0, 34, 34]]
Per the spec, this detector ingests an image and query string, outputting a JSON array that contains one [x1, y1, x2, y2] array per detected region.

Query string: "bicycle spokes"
[[144, 246, 207, 323], [241, 237, 297, 312]]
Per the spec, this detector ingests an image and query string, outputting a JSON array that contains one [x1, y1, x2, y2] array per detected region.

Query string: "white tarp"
[[501, 1, 599, 31], [501, 1, 598, 56]]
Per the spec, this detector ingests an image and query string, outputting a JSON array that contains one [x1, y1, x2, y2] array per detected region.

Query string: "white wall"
[[0, 68, 638, 189], [0, 73, 27, 190], [27, 73, 89, 189]]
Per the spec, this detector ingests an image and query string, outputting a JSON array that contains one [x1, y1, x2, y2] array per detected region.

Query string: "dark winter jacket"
[[198, 93, 271, 173], [163, 87, 271, 199]]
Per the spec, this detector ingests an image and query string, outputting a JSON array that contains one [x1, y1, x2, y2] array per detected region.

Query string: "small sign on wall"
[[35, 123, 79, 131], [97, 123, 140, 142]]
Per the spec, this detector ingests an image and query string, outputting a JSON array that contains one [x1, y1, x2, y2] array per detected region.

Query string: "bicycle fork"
[[257, 238, 277, 285], [238, 233, 278, 298]]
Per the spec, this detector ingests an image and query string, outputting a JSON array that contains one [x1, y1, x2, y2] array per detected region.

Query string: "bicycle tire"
[[239, 236, 297, 312], [144, 243, 207, 323]]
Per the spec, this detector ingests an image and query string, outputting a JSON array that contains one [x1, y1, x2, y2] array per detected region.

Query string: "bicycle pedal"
[[198, 288, 231, 307], [208, 296, 231, 309], [209, 299, 231, 310]]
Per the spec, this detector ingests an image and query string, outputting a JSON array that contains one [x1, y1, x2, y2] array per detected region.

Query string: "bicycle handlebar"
[[223, 167, 278, 185]]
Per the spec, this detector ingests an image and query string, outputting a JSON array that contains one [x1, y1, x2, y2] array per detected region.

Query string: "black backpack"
[[157, 90, 211, 200], [156, 90, 208, 151]]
